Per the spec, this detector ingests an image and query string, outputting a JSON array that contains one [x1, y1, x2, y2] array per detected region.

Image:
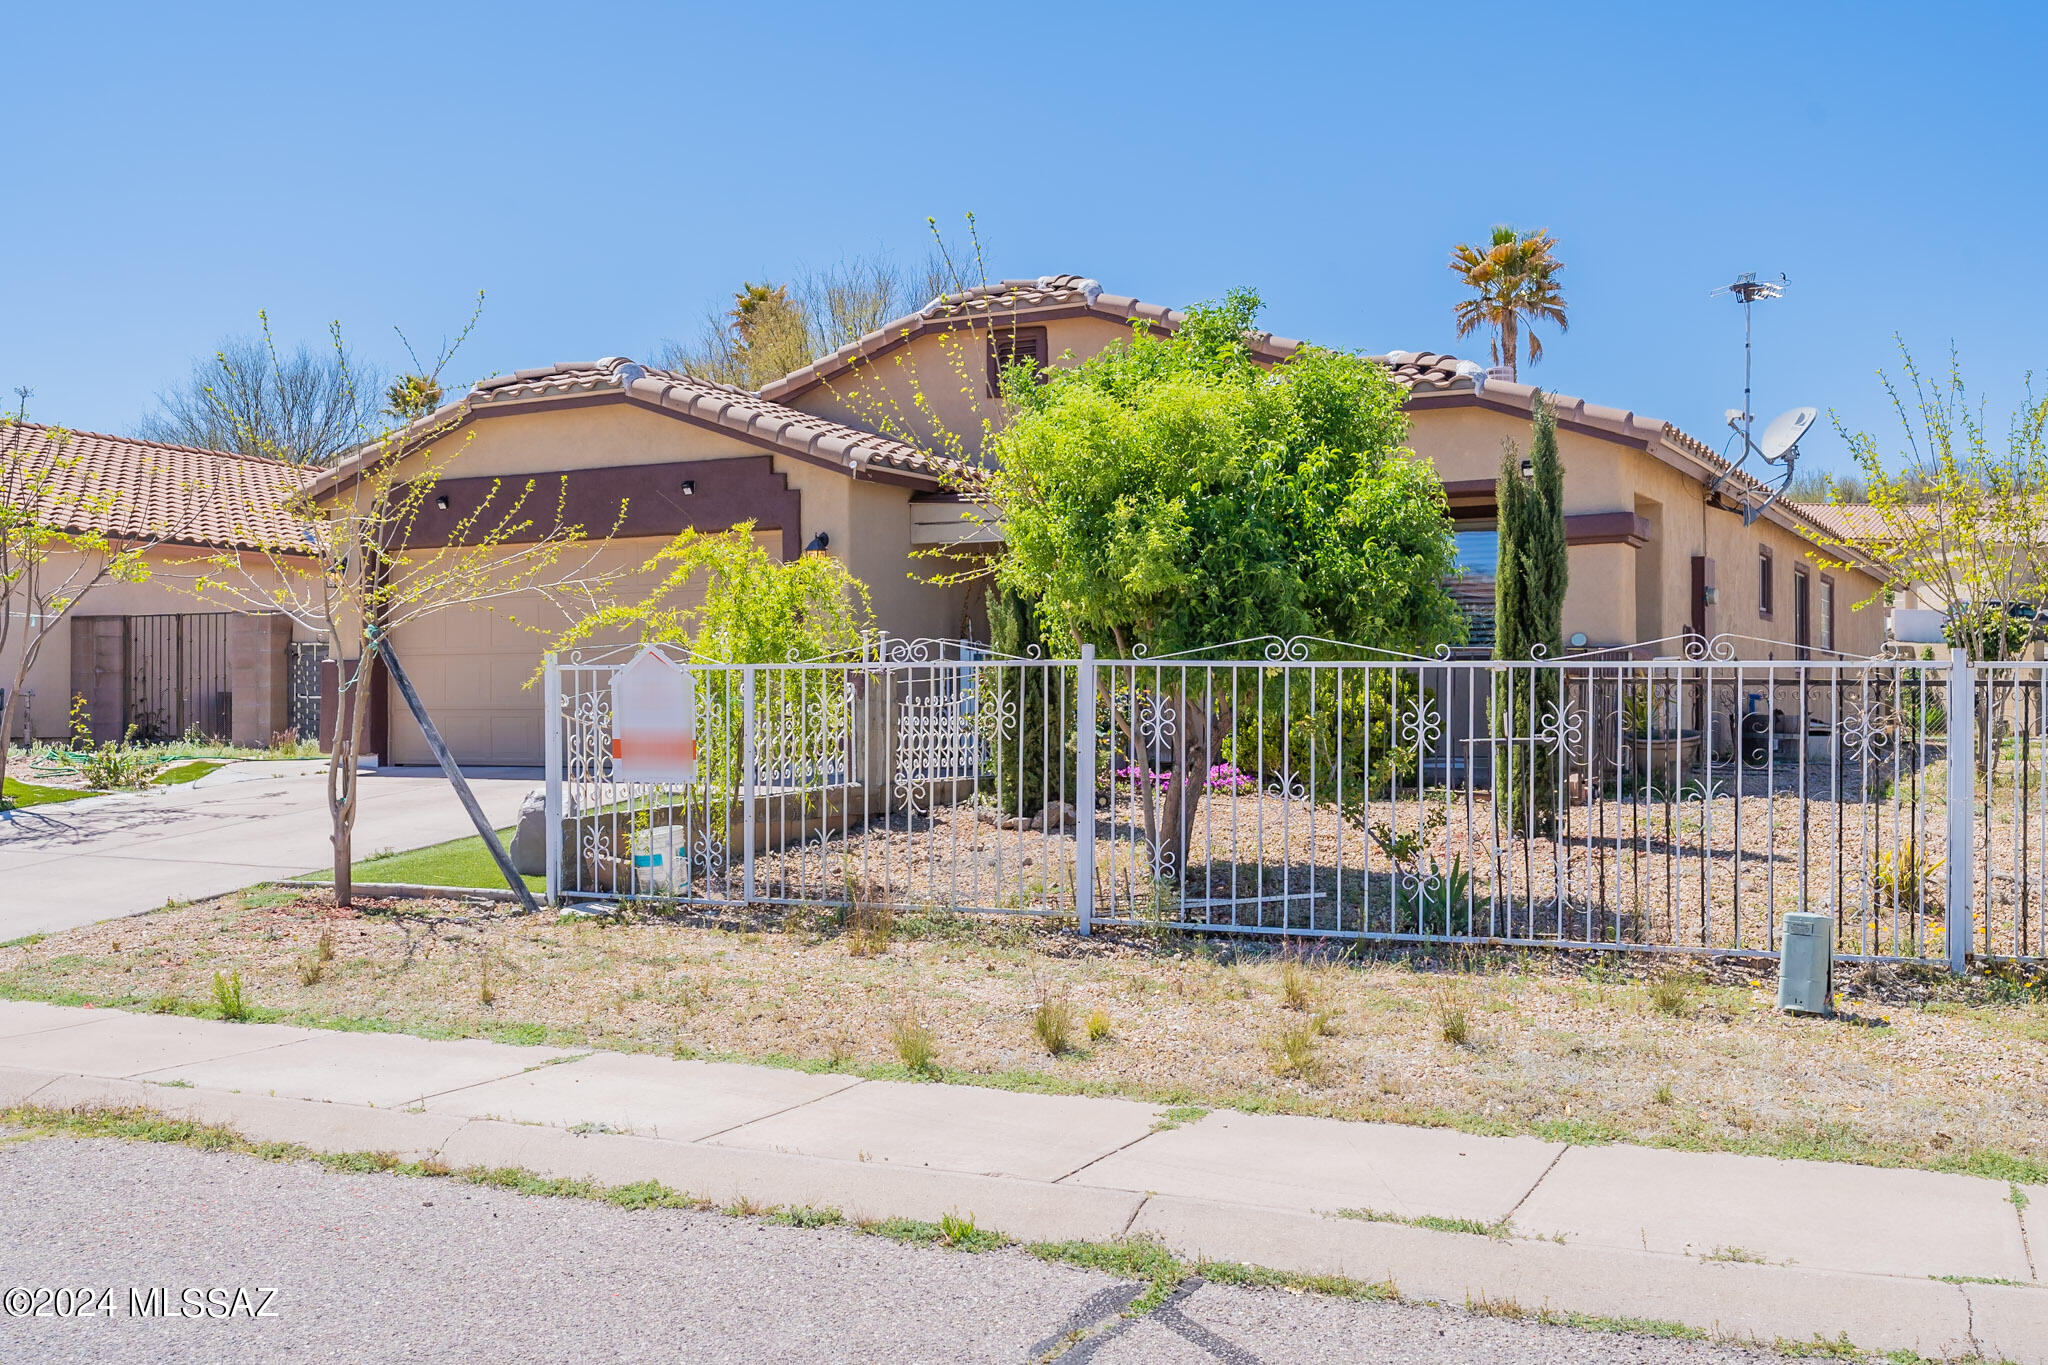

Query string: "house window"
[[1446, 520, 1498, 650], [1757, 545, 1774, 619], [1793, 567, 1812, 657], [1452, 522, 1499, 577], [1820, 575, 1836, 652], [986, 326, 1049, 396]]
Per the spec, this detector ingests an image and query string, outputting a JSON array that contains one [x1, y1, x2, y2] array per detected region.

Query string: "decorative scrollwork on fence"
[[1264, 769, 1310, 801], [1399, 694, 1443, 751], [1137, 693, 1178, 747], [1141, 634, 1444, 663], [1533, 697, 1588, 761], [1838, 703, 1894, 765]]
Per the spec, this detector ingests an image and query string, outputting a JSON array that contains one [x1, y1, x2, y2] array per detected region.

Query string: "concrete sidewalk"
[[0, 765, 536, 940], [0, 1000, 2039, 1362]]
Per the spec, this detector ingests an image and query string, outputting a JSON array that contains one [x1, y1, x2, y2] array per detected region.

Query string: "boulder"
[[1037, 801, 1079, 831], [509, 786, 552, 877]]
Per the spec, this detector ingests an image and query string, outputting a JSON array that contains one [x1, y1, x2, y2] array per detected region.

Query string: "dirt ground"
[[5, 887, 2046, 1180]]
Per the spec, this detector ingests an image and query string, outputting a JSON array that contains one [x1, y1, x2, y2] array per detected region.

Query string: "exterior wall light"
[[804, 531, 830, 556]]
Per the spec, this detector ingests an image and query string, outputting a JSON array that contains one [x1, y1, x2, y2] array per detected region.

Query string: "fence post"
[[1074, 644, 1097, 936], [741, 664, 758, 904], [543, 652, 563, 907], [1945, 649, 1975, 975]]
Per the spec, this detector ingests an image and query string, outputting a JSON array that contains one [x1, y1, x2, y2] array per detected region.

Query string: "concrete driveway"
[[0, 762, 538, 941]]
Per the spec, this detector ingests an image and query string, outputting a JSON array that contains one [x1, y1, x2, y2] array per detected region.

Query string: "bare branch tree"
[[655, 237, 975, 391], [183, 306, 626, 905], [136, 319, 384, 465], [1, 390, 202, 798]]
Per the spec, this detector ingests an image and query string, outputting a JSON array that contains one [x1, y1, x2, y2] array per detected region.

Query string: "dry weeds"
[[5, 887, 2047, 1176]]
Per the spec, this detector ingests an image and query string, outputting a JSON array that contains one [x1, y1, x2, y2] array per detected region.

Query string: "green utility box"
[[1777, 912, 1834, 1015]]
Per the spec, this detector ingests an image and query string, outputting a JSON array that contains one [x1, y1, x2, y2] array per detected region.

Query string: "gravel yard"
[[5, 885, 2045, 1182]]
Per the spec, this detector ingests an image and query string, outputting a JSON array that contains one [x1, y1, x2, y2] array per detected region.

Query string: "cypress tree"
[[986, 584, 1068, 817], [1495, 392, 1569, 834]]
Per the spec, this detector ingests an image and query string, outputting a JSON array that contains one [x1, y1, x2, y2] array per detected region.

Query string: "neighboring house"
[[1, 423, 316, 747], [1789, 501, 1943, 612]]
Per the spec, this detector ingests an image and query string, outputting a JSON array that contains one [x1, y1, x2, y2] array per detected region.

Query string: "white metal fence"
[[543, 635, 2048, 969]]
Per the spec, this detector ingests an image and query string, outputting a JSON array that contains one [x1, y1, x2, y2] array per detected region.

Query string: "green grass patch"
[[864, 1213, 1009, 1253], [1333, 1206, 1514, 1239], [301, 829, 542, 892], [1, 776, 94, 809], [154, 761, 223, 786]]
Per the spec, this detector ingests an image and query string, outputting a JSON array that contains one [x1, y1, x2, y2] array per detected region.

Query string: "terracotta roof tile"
[[0, 420, 311, 552], [1370, 350, 1477, 392], [476, 358, 964, 482], [1788, 502, 1931, 541], [308, 359, 970, 501]]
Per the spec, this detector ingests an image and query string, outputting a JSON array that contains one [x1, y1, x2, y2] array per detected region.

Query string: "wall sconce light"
[[804, 531, 830, 556], [680, 480, 695, 496], [1518, 459, 1533, 479], [436, 496, 449, 510]]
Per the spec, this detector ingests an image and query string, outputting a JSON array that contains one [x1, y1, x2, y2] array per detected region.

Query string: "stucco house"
[[17, 276, 1886, 768], [0, 422, 315, 747], [291, 275, 1888, 765]]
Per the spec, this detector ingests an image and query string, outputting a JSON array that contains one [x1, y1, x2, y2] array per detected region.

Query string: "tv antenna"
[[1706, 272, 1808, 525]]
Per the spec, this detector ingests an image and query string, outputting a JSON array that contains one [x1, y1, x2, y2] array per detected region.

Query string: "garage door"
[[385, 531, 778, 767]]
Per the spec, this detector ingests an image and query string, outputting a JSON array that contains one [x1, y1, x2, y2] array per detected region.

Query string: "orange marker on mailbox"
[[609, 646, 697, 783]]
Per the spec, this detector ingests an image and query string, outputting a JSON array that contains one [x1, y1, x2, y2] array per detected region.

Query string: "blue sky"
[[6, 1, 2044, 479]]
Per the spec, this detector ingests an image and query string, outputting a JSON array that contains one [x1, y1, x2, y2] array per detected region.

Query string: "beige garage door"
[[386, 531, 778, 767]]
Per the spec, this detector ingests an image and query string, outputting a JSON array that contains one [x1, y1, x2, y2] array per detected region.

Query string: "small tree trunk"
[[1501, 316, 1519, 381], [328, 659, 375, 907], [0, 685, 21, 798]]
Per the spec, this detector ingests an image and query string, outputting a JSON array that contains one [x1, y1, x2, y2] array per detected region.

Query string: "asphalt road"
[[0, 763, 536, 940], [0, 1136, 1786, 1364]]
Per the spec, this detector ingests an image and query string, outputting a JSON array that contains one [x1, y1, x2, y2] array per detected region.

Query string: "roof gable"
[[307, 358, 965, 501]]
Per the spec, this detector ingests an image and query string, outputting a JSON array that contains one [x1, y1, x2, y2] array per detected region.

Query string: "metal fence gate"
[[288, 642, 328, 740], [544, 635, 2046, 969], [124, 612, 233, 742]]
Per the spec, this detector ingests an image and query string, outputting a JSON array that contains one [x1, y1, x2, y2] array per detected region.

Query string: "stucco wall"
[[322, 400, 962, 644], [788, 316, 1140, 458]]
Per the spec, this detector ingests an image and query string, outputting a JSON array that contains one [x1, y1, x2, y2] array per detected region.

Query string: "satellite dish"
[[1760, 406, 1817, 463]]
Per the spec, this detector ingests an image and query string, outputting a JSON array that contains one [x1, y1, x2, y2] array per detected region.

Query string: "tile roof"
[[0, 420, 312, 552], [743, 271, 1483, 497], [1371, 350, 1479, 392], [309, 358, 967, 499], [757, 274, 1485, 403], [1788, 501, 1931, 541]]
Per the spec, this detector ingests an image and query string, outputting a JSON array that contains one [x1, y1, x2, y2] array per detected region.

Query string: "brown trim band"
[[394, 456, 802, 560], [1564, 512, 1653, 548]]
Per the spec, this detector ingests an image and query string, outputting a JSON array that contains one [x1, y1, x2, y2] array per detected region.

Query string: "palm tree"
[[1449, 226, 1569, 381]]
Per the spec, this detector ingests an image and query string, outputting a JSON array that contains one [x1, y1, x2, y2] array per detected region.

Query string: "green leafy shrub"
[[211, 970, 250, 1021]]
